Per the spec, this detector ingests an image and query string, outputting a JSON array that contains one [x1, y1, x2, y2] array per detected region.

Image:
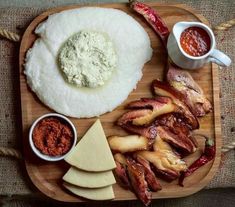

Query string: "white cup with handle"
[[167, 21, 231, 69]]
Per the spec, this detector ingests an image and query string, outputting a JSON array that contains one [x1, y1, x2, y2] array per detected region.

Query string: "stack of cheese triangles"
[[63, 119, 116, 200]]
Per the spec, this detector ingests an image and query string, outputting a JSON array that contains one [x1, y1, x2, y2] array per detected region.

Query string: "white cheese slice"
[[64, 119, 116, 171], [63, 167, 116, 188], [63, 182, 115, 200]]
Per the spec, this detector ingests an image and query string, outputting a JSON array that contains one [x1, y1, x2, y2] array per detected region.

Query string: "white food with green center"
[[58, 30, 117, 88], [24, 7, 152, 118]]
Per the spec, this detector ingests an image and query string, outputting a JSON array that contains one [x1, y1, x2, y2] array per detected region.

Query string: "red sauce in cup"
[[180, 27, 211, 57], [32, 117, 73, 156]]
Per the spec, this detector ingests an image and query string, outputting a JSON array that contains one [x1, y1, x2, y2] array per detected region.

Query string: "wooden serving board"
[[19, 2, 221, 203]]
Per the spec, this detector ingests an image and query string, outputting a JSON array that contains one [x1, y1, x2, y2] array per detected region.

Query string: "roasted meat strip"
[[152, 79, 199, 129], [157, 126, 196, 156], [111, 135, 162, 191], [114, 153, 162, 206], [166, 65, 212, 117], [135, 136, 187, 182], [135, 155, 162, 191], [108, 135, 150, 153], [118, 97, 175, 126], [114, 153, 131, 188], [126, 157, 152, 206], [155, 114, 198, 156], [119, 123, 157, 141]]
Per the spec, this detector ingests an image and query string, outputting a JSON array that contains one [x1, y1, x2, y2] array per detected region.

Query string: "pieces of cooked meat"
[[119, 123, 157, 140], [166, 64, 212, 117], [135, 136, 187, 182], [113, 154, 130, 188], [155, 114, 198, 156], [157, 126, 196, 156], [117, 113, 197, 156], [135, 155, 162, 191], [152, 79, 199, 129], [118, 97, 175, 126], [114, 153, 162, 206], [108, 135, 149, 153], [126, 156, 152, 206]]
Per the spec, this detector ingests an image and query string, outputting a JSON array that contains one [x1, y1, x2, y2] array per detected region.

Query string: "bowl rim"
[[29, 113, 77, 162]]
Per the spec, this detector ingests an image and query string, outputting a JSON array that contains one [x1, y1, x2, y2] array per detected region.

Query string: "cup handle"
[[209, 49, 231, 67]]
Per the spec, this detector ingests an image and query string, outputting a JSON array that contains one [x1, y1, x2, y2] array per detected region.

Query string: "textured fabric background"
[[0, 0, 234, 202]]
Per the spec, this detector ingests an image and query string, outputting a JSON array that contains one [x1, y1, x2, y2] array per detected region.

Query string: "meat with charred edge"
[[118, 97, 175, 126], [157, 126, 196, 156], [127, 97, 172, 109], [119, 123, 157, 141], [135, 156, 162, 191], [152, 79, 199, 130], [155, 114, 198, 156], [117, 98, 198, 156], [135, 136, 187, 182], [126, 157, 152, 206], [114, 153, 162, 206], [166, 64, 212, 117], [114, 161, 130, 189], [108, 135, 150, 153], [151, 164, 179, 182]]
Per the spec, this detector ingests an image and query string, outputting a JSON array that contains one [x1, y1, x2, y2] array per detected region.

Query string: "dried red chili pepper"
[[178, 135, 216, 186], [130, 0, 169, 46]]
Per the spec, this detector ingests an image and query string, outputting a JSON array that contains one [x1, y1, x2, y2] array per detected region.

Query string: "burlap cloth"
[[0, 0, 234, 198]]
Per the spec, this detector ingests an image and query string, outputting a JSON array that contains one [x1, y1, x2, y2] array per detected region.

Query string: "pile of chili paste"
[[32, 117, 73, 156]]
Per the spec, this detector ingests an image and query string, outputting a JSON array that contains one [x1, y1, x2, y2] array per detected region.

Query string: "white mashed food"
[[25, 7, 152, 118], [58, 30, 117, 88]]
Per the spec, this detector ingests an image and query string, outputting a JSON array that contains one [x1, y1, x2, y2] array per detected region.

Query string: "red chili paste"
[[32, 117, 73, 156], [180, 26, 211, 57]]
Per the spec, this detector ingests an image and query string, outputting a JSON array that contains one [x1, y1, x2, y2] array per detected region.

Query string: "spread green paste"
[[58, 30, 117, 88]]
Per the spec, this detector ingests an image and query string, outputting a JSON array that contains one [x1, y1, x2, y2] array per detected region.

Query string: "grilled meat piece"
[[114, 154, 155, 206], [118, 97, 175, 126], [117, 109, 152, 126], [166, 65, 212, 117], [135, 136, 187, 182], [155, 114, 198, 156], [135, 150, 185, 182], [152, 79, 199, 129], [114, 161, 130, 189], [108, 135, 149, 153], [119, 123, 157, 141], [126, 157, 152, 206], [157, 126, 196, 156], [127, 97, 173, 110], [151, 165, 179, 182], [118, 113, 197, 156], [136, 155, 162, 191], [114, 153, 130, 188], [155, 113, 190, 135]]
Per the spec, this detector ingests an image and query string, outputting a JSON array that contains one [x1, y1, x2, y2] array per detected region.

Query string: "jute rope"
[[0, 147, 22, 159], [213, 19, 235, 31], [0, 27, 20, 42], [0, 19, 234, 158], [221, 142, 235, 153]]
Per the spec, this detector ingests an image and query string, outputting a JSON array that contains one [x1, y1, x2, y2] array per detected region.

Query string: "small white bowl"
[[29, 113, 77, 161]]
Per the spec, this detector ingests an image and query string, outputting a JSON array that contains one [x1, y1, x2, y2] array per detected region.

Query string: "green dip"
[[58, 30, 117, 88]]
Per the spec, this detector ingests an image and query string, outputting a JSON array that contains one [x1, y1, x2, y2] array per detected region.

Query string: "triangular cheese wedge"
[[63, 167, 116, 188], [64, 119, 116, 171], [63, 182, 115, 200]]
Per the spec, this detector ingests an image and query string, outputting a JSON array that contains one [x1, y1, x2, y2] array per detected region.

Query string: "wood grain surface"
[[19, 2, 221, 203]]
